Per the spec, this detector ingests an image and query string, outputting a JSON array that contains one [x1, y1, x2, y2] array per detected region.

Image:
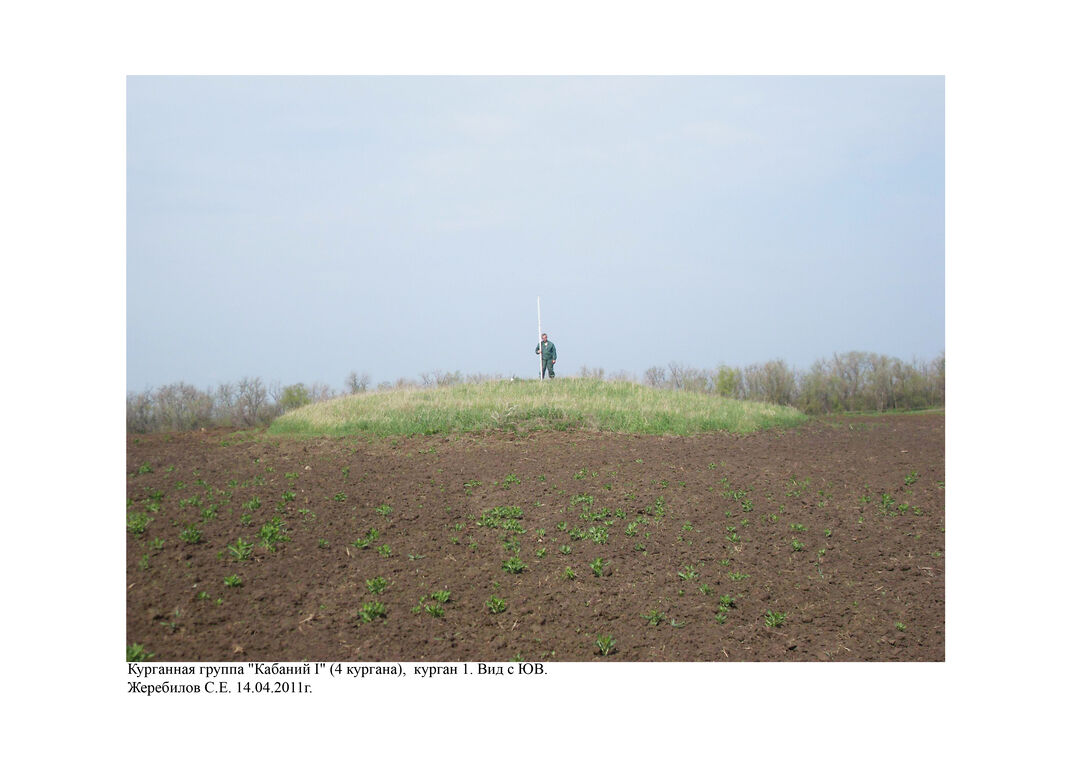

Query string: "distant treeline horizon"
[[126, 350, 945, 433]]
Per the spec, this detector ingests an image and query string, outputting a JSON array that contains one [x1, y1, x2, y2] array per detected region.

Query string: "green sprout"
[[357, 602, 387, 623], [257, 516, 289, 552], [227, 537, 254, 562], [502, 556, 527, 574], [677, 565, 700, 581], [764, 610, 786, 628], [595, 634, 616, 656], [127, 512, 151, 536], [642, 609, 666, 626], [353, 528, 379, 549], [127, 643, 154, 661], [366, 577, 388, 594]]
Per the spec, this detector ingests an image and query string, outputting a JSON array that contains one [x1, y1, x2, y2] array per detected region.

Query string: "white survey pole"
[[537, 296, 543, 379]]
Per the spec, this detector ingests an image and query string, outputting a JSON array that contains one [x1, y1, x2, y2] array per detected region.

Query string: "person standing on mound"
[[535, 333, 557, 379]]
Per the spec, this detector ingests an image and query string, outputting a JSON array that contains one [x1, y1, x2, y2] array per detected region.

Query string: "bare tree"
[[644, 366, 667, 388], [667, 362, 687, 390], [126, 390, 155, 433], [437, 370, 463, 387], [760, 359, 796, 405], [237, 376, 269, 426], [930, 352, 945, 407], [866, 354, 897, 412], [215, 382, 237, 424], [152, 382, 214, 430], [680, 367, 709, 393], [268, 380, 284, 406], [309, 382, 334, 401], [831, 351, 872, 409], [345, 371, 370, 394], [741, 363, 763, 401], [797, 359, 840, 414]]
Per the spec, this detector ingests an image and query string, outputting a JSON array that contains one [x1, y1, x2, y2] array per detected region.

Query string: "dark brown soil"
[[126, 414, 944, 661]]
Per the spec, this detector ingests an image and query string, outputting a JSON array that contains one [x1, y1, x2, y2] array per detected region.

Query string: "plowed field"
[[126, 413, 944, 661]]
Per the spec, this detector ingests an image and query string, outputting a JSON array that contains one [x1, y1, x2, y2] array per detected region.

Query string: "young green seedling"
[[357, 602, 387, 623], [502, 556, 527, 573], [642, 609, 666, 626], [764, 610, 786, 627], [366, 577, 388, 594], [227, 537, 254, 561]]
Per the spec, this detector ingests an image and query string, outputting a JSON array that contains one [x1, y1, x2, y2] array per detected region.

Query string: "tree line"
[[125, 371, 502, 433], [635, 350, 944, 414], [126, 350, 944, 433]]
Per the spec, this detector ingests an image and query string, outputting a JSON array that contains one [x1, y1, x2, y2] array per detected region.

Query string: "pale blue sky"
[[127, 76, 943, 390]]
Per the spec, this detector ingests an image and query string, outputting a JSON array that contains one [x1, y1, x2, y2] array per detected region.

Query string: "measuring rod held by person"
[[537, 297, 543, 379]]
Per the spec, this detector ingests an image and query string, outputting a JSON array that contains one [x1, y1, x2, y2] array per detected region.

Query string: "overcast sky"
[[127, 76, 944, 391]]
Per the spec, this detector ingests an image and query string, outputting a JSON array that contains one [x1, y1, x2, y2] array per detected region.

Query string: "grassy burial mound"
[[268, 378, 808, 437]]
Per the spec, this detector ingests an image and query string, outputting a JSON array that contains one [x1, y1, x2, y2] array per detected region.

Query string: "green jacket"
[[535, 340, 557, 362]]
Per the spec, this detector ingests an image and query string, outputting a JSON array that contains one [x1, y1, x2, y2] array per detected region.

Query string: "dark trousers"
[[542, 359, 555, 378]]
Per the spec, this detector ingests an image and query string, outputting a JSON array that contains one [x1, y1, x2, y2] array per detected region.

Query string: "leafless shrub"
[[345, 371, 371, 394], [309, 382, 335, 402], [152, 382, 214, 431], [126, 390, 155, 433], [215, 382, 237, 422], [667, 362, 687, 390], [761, 359, 797, 406], [643, 366, 667, 388], [419, 370, 465, 387], [236, 376, 270, 426], [680, 367, 710, 393]]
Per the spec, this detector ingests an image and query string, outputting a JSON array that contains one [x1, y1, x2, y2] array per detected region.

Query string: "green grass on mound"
[[268, 379, 808, 437]]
